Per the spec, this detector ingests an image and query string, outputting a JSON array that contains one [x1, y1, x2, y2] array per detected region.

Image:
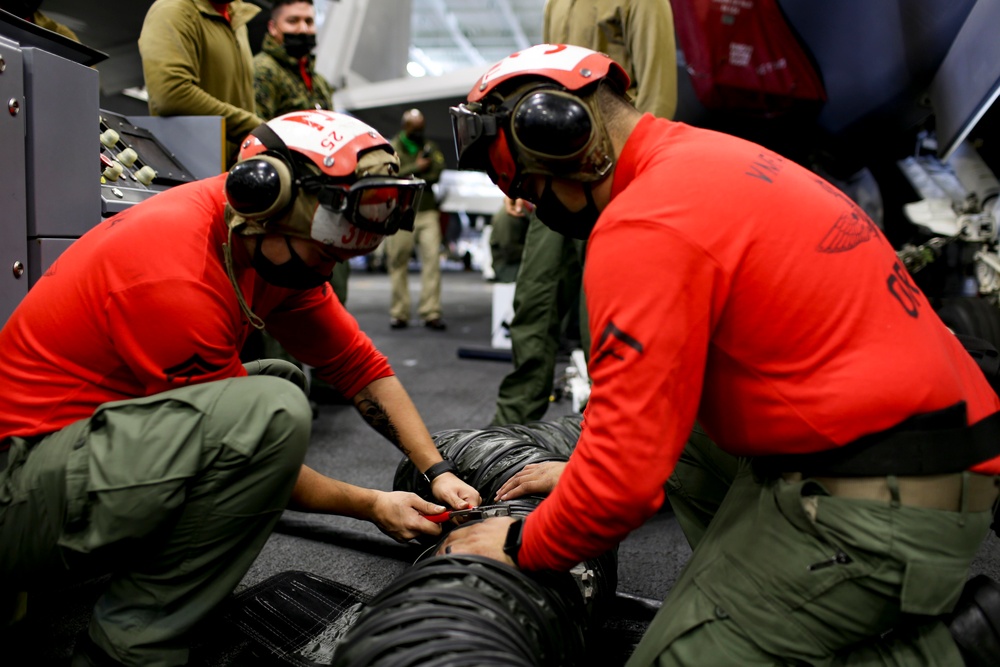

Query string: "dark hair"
[[595, 80, 638, 134], [271, 0, 313, 19]]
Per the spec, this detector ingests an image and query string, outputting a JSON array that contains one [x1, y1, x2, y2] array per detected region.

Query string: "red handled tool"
[[424, 504, 512, 523]]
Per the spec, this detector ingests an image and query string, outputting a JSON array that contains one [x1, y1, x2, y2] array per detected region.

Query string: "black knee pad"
[[948, 574, 1000, 667]]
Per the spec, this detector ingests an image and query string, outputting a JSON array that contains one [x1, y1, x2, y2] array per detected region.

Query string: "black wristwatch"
[[503, 518, 524, 566], [422, 459, 457, 485]]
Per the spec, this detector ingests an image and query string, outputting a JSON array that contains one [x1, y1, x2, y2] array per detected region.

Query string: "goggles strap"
[[251, 123, 297, 171]]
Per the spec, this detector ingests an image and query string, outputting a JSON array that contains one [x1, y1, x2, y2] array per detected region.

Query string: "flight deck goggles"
[[299, 175, 425, 236], [450, 85, 613, 200]]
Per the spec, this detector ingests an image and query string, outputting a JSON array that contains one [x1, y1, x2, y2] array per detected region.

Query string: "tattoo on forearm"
[[356, 397, 408, 456]]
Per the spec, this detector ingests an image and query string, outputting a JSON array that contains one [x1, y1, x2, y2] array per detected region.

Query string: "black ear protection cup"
[[511, 89, 594, 161], [225, 123, 300, 221], [225, 155, 294, 219]]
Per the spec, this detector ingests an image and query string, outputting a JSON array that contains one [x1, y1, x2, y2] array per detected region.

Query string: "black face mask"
[[251, 236, 331, 290], [283, 33, 316, 59], [533, 178, 601, 241], [407, 131, 426, 146]]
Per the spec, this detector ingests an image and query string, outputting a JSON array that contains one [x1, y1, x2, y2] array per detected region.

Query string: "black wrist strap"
[[503, 518, 524, 566], [422, 459, 457, 484]]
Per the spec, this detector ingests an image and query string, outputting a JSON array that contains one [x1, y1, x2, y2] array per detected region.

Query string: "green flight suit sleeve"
[[420, 142, 446, 186]]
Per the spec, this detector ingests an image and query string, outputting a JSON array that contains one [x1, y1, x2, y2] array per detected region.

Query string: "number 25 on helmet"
[[226, 111, 425, 257]]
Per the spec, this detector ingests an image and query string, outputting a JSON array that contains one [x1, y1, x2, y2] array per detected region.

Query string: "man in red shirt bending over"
[[439, 44, 1000, 666], [0, 110, 480, 666]]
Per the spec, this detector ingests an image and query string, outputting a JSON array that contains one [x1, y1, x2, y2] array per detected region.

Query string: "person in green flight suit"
[[491, 0, 678, 426], [489, 198, 530, 284], [253, 0, 348, 306]]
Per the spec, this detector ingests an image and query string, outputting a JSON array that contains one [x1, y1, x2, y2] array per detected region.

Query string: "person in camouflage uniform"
[[253, 0, 335, 127], [253, 0, 344, 305], [250, 0, 347, 405]]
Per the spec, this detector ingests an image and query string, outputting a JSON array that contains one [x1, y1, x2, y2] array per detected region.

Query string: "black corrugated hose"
[[332, 415, 619, 667]]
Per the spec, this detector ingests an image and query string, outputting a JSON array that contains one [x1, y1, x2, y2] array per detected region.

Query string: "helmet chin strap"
[[223, 226, 266, 330]]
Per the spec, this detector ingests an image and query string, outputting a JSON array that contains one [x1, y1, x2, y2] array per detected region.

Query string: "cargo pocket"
[[691, 485, 882, 660], [901, 560, 967, 616], [60, 403, 203, 554], [625, 580, 719, 667], [694, 553, 824, 661]]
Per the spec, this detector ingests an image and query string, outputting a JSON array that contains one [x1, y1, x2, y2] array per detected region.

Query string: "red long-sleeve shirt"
[[520, 115, 1000, 571], [0, 174, 392, 439]]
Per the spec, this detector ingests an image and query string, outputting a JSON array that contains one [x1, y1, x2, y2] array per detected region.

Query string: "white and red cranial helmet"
[[467, 43, 630, 103], [450, 44, 631, 198], [236, 110, 394, 179], [226, 110, 425, 259]]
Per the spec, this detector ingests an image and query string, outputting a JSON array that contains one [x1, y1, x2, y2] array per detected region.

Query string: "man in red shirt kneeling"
[[440, 44, 1000, 667], [0, 110, 480, 666]]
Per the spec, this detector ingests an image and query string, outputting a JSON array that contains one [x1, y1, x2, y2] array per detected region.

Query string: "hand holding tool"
[[424, 504, 512, 523]]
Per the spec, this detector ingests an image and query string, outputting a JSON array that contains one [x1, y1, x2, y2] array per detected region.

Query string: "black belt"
[[756, 403, 1000, 477]]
